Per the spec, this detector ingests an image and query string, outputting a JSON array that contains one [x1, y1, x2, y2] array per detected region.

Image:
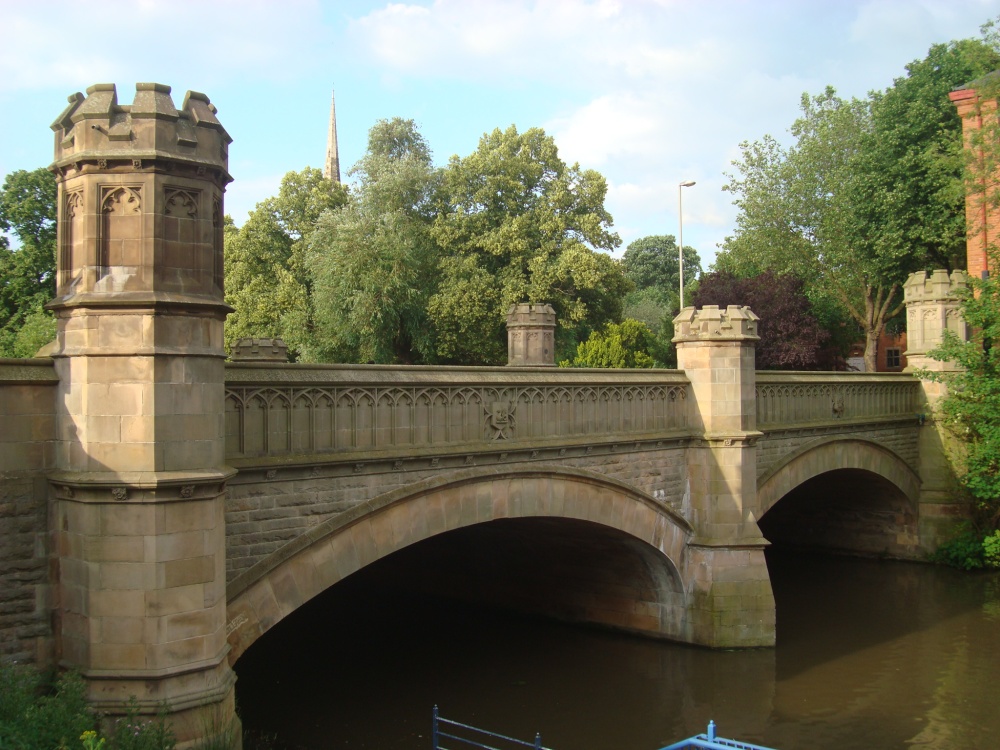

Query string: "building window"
[[886, 348, 901, 369]]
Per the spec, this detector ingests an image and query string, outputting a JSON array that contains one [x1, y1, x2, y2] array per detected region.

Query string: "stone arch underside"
[[757, 438, 921, 557], [225, 466, 695, 664]]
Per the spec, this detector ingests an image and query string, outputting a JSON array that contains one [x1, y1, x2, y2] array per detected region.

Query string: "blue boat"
[[658, 721, 777, 750], [431, 708, 778, 750]]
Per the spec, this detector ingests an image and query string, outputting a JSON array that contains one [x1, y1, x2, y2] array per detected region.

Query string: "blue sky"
[[2, 0, 999, 268]]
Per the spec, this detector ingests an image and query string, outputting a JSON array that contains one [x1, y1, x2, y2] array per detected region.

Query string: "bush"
[[561, 318, 665, 368], [0, 663, 94, 750], [931, 527, 1000, 570], [930, 529, 986, 570], [982, 530, 1000, 569]]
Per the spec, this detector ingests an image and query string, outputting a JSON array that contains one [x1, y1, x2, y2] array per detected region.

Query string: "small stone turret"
[[903, 269, 968, 359], [672, 304, 760, 342], [230, 338, 290, 362], [506, 303, 556, 366]]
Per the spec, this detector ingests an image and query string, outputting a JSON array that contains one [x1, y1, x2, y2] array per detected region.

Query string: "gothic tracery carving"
[[164, 187, 199, 218], [101, 186, 142, 214]]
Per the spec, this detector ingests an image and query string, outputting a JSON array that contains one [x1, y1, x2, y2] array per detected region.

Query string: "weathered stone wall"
[[757, 422, 920, 481], [223, 363, 693, 582], [755, 372, 921, 479], [224, 445, 690, 584], [0, 360, 58, 663]]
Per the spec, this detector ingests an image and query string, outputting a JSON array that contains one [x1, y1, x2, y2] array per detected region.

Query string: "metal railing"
[[658, 721, 777, 750], [432, 706, 553, 750]]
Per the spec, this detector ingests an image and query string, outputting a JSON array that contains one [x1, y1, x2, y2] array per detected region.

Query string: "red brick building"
[[950, 81, 1000, 281]]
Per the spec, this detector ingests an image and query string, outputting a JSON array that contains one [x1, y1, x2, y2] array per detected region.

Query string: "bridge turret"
[[47, 84, 237, 747], [673, 305, 774, 648], [903, 269, 968, 359], [903, 269, 969, 553], [506, 303, 556, 366]]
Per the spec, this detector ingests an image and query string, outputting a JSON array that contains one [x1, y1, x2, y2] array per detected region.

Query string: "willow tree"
[[224, 167, 347, 356], [307, 118, 441, 364]]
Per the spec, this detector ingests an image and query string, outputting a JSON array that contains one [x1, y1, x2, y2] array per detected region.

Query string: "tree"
[[429, 125, 629, 364], [224, 167, 347, 355], [620, 234, 701, 309], [561, 318, 665, 368], [308, 119, 441, 363], [861, 38, 1000, 272], [0, 168, 57, 357], [692, 271, 833, 370], [718, 37, 1000, 372], [619, 234, 702, 368]]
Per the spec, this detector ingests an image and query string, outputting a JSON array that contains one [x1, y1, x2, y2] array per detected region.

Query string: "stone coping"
[[0, 358, 58, 384], [755, 371, 917, 383], [225, 362, 690, 386]]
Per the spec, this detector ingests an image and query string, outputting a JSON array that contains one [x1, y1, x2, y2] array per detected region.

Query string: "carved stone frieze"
[[756, 377, 918, 428], [224, 382, 689, 460]]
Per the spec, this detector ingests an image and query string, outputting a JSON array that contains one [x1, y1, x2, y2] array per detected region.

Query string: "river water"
[[235, 549, 1000, 750]]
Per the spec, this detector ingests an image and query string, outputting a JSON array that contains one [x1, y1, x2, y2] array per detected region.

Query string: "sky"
[[3, 0, 1000, 269]]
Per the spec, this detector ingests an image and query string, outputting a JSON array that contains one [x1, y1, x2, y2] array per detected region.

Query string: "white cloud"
[[350, 0, 721, 87], [0, 0, 329, 94]]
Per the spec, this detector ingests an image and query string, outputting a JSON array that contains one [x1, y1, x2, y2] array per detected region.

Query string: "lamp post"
[[678, 180, 696, 309]]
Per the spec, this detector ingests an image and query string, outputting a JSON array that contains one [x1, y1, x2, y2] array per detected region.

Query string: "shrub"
[[0, 663, 94, 750]]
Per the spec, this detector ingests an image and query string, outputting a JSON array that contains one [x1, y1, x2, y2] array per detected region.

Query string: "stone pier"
[[46, 83, 238, 746]]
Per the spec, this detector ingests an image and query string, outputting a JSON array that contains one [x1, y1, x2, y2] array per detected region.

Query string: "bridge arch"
[[225, 465, 695, 664], [756, 437, 921, 556]]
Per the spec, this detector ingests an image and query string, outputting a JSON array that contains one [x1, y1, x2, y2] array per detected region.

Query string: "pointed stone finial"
[[324, 89, 341, 183]]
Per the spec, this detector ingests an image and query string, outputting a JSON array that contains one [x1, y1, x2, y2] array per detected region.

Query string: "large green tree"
[[224, 167, 347, 356], [621, 234, 701, 310], [0, 168, 57, 357], [429, 125, 629, 364], [307, 119, 441, 363], [718, 37, 1000, 371]]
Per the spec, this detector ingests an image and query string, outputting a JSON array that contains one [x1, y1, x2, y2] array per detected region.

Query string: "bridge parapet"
[[224, 363, 691, 465], [756, 372, 920, 428]]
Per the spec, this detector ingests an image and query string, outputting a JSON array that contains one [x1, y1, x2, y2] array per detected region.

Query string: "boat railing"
[[432, 706, 553, 750], [658, 721, 778, 750]]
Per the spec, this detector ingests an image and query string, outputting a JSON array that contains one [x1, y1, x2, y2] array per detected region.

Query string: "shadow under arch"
[[225, 464, 695, 664], [757, 437, 921, 557]]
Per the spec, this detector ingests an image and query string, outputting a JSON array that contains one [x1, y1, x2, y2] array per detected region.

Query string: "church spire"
[[324, 89, 341, 183]]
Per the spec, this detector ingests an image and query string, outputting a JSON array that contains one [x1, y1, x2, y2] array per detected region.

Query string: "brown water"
[[235, 550, 1000, 750]]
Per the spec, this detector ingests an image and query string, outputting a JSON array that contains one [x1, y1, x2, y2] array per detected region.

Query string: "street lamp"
[[678, 180, 696, 309]]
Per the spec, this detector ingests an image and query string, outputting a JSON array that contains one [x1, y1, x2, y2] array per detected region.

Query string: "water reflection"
[[235, 550, 1000, 750]]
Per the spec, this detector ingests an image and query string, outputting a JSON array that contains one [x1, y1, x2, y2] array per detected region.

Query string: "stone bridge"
[[0, 82, 963, 746], [217, 358, 928, 664]]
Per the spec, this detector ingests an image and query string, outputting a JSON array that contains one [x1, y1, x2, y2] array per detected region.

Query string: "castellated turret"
[[49, 83, 232, 306], [46, 84, 239, 746], [902, 269, 968, 358]]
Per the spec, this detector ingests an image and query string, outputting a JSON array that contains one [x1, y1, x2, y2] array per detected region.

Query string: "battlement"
[[672, 305, 760, 342], [48, 82, 232, 307], [903, 269, 968, 304], [50, 83, 231, 182], [903, 270, 968, 359]]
